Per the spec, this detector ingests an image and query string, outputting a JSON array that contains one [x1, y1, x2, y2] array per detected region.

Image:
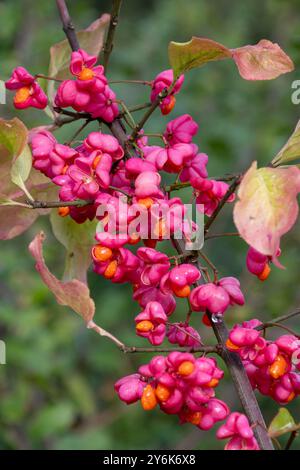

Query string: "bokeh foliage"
[[0, 0, 300, 449]]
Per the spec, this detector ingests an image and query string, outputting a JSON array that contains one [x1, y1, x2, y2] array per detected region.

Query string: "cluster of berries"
[[115, 352, 259, 450], [227, 319, 300, 404], [6, 49, 284, 451], [115, 352, 228, 429]]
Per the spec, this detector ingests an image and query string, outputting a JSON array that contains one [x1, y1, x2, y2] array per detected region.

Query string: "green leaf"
[[10, 144, 33, 199], [168, 37, 231, 77], [50, 210, 96, 284], [0, 117, 27, 159], [268, 408, 300, 438], [0, 118, 33, 198], [272, 120, 300, 166], [168, 37, 294, 80]]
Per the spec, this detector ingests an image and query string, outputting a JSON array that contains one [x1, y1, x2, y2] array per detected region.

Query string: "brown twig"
[[121, 345, 218, 354], [109, 79, 152, 86], [56, 0, 79, 51], [103, 0, 123, 71], [285, 430, 299, 450], [257, 309, 300, 331], [27, 199, 93, 209], [205, 232, 240, 241], [260, 322, 300, 337], [54, 107, 91, 120]]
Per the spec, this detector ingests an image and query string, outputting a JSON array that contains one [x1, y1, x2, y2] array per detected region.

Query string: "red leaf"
[[231, 39, 294, 80]]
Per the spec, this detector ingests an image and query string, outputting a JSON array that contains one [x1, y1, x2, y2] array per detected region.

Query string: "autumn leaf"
[[29, 231, 95, 323], [169, 37, 294, 80], [272, 120, 300, 166], [233, 162, 300, 261], [168, 37, 231, 77], [231, 39, 295, 80]]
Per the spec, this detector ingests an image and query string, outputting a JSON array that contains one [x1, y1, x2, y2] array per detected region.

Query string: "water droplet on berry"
[[211, 313, 223, 324]]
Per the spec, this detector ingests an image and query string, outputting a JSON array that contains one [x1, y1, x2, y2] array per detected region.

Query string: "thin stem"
[[56, 0, 79, 51], [168, 322, 202, 345], [27, 199, 93, 209], [205, 232, 240, 241], [35, 74, 63, 83], [204, 176, 241, 233], [257, 309, 300, 331], [121, 345, 218, 354], [285, 430, 298, 451], [129, 88, 169, 141], [198, 250, 218, 282], [143, 133, 167, 145], [115, 99, 136, 129], [87, 320, 125, 349], [109, 186, 131, 199], [210, 173, 241, 182], [65, 119, 91, 146], [261, 322, 300, 337], [103, 0, 123, 71], [126, 102, 152, 114], [166, 181, 191, 192], [109, 79, 152, 86], [54, 107, 91, 120]]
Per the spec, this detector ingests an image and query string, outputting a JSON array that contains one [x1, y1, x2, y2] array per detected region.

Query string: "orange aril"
[[58, 206, 70, 217], [225, 338, 240, 351], [136, 320, 154, 332], [93, 245, 113, 262], [258, 263, 271, 281], [173, 284, 191, 298], [14, 86, 31, 104], [78, 67, 94, 81], [155, 384, 171, 402], [269, 354, 288, 379], [137, 197, 154, 209], [141, 384, 157, 411], [103, 260, 118, 279], [178, 361, 195, 376], [207, 378, 219, 388]]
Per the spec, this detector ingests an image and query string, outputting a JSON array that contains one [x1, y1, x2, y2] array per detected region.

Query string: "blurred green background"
[[0, 0, 300, 450]]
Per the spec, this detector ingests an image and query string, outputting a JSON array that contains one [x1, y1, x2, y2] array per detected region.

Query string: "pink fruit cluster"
[[6, 50, 272, 451], [217, 412, 259, 450], [227, 319, 300, 404], [115, 352, 229, 431], [5, 67, 47, 109], [246, 246, 281, 281]]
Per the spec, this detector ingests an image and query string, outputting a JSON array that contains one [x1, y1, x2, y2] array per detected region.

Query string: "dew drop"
[[211, 312, 223, 324]]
